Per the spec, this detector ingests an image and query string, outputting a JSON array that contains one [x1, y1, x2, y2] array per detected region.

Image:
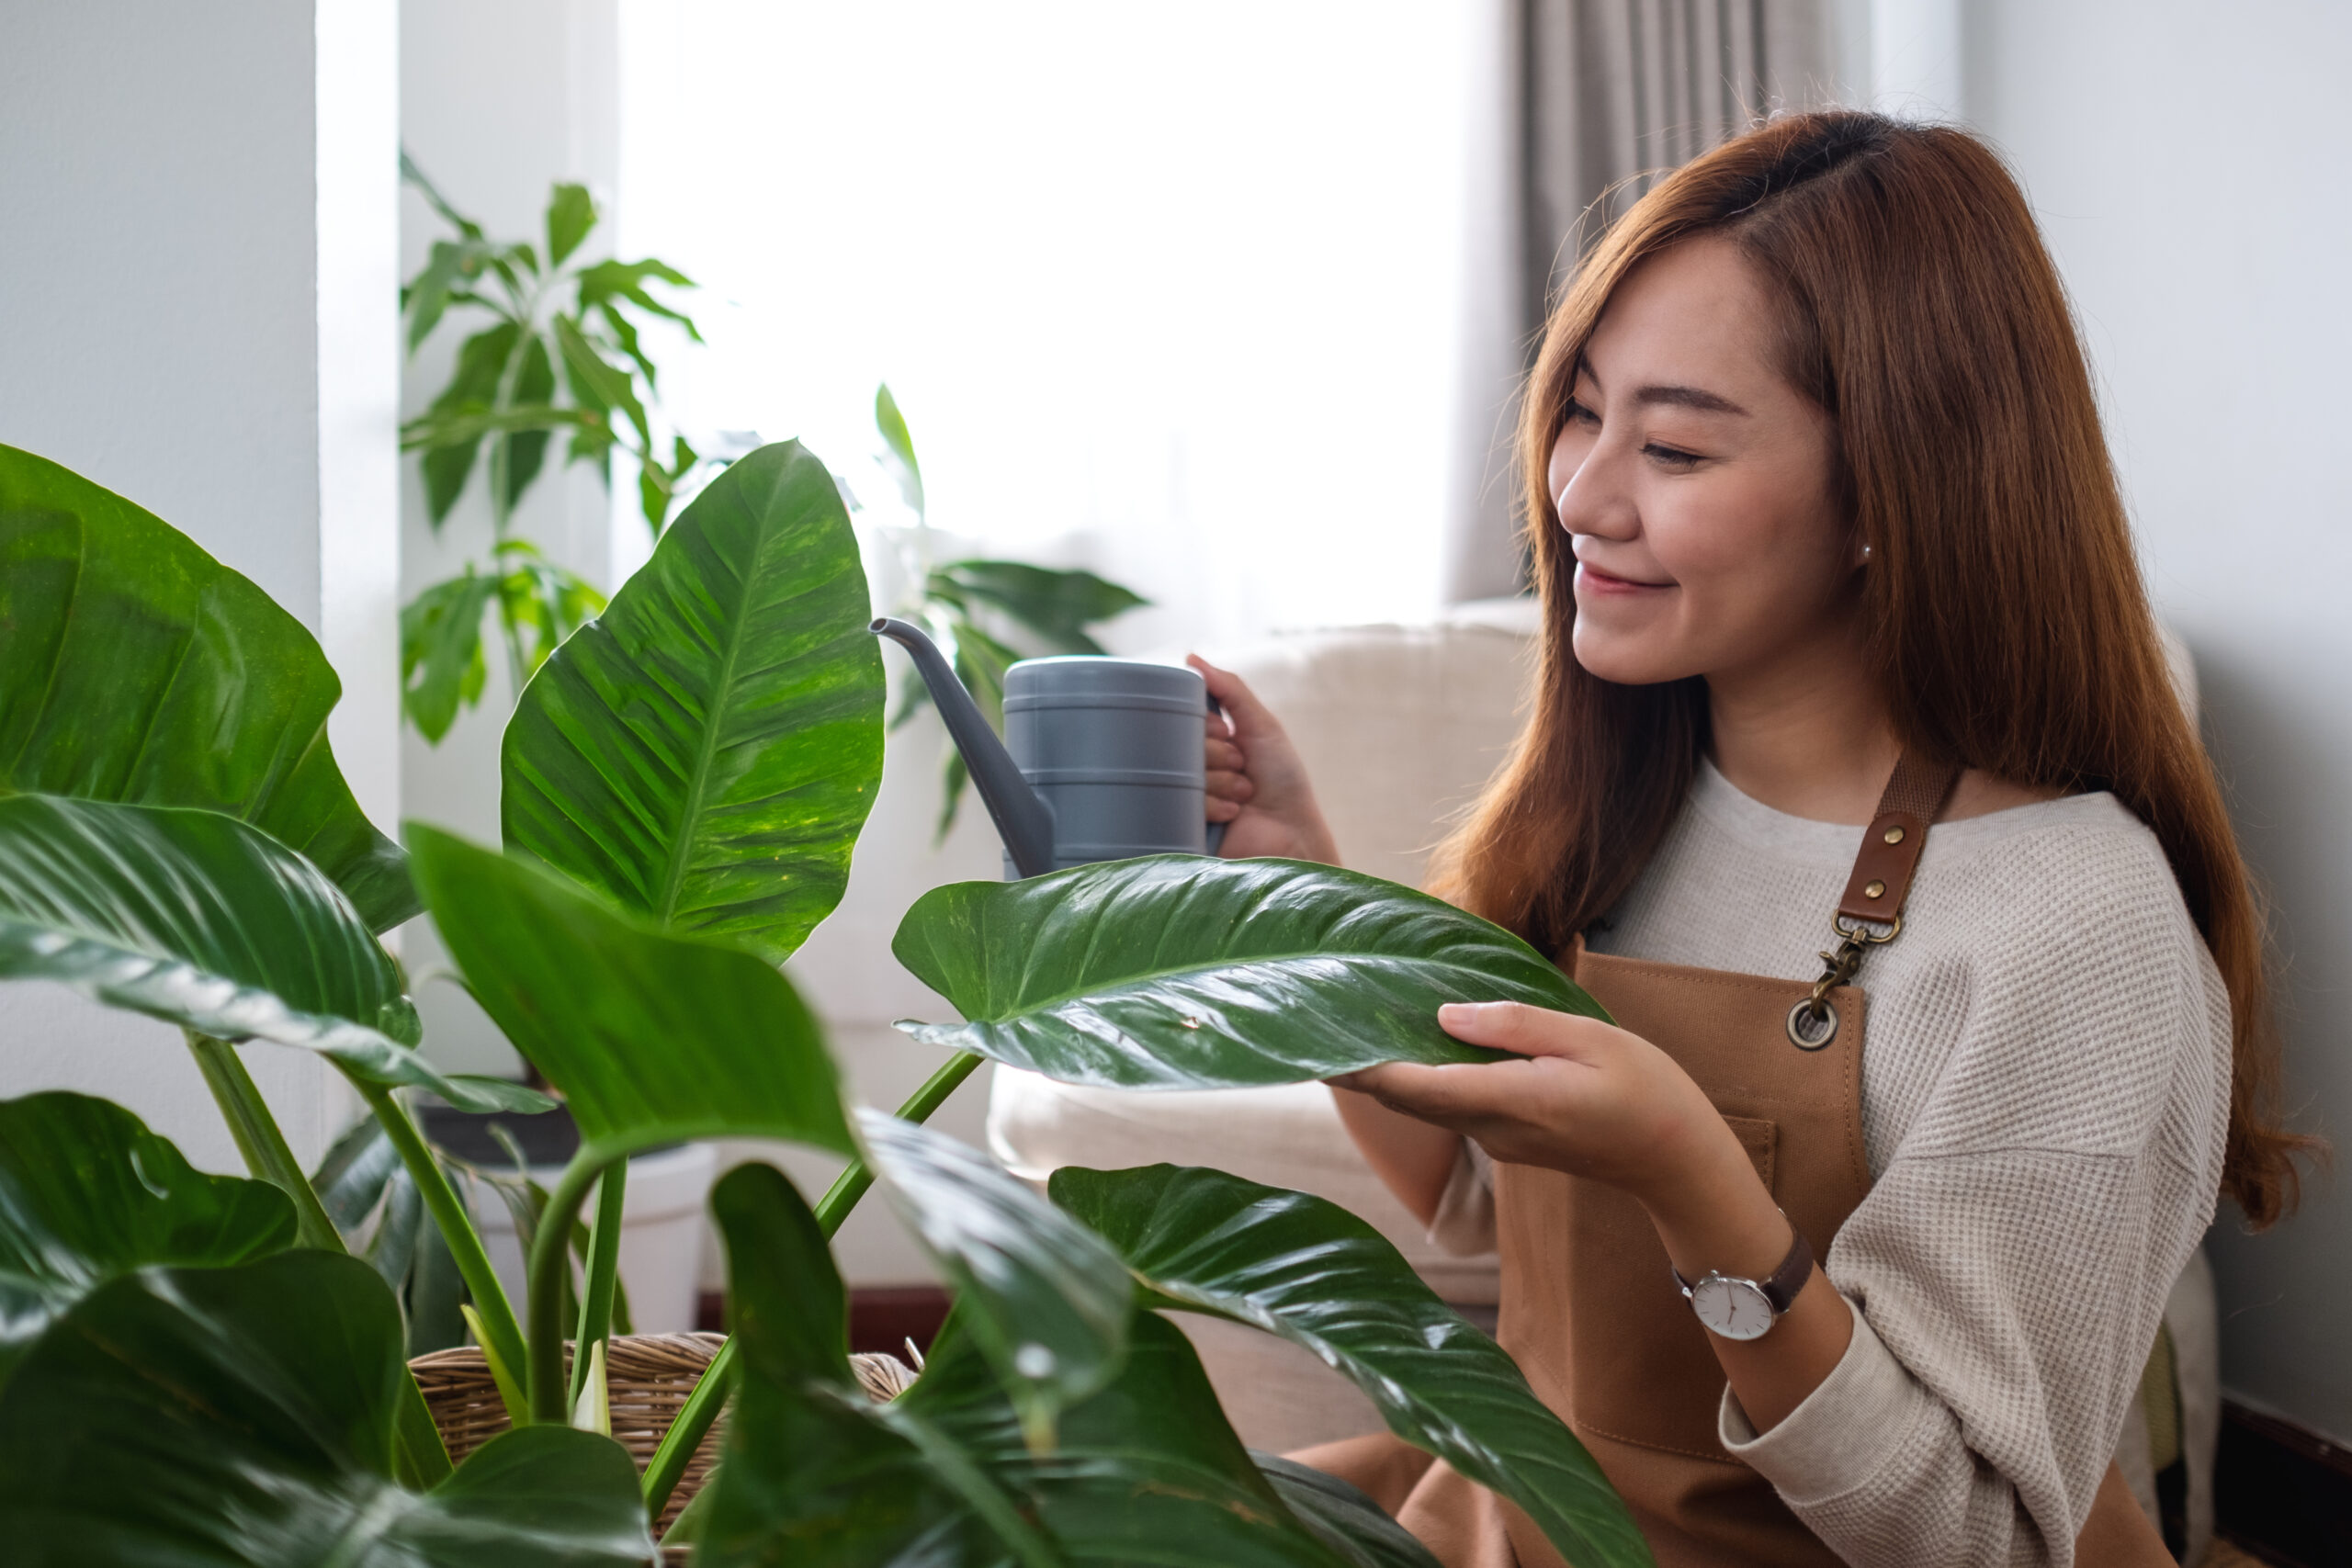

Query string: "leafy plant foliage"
[[0, 1094, 293, 1393], [398, 154, 706, 742], [500, 440, 886, 964], [862, 384, 1148, 836], [0, 441, 1648, 1566], [893, 853, 1606, 1088], [0, 445, 415, 930], [0, 1252, 654, 1566]]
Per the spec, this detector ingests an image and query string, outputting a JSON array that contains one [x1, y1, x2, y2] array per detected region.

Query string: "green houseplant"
[[398, 155, 707, 744], [0, 440, 1647, 1565], [859, 383, 1150, 838]]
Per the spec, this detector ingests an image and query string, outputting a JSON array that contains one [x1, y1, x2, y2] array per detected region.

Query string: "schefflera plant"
[[0, 440, 1651, 1567]]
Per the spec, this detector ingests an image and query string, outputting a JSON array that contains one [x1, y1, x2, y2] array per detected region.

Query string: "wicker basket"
[[409, 1332, 917, 1547]]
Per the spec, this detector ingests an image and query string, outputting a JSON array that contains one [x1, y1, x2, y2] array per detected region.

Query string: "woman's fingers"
[[1187, 654, 1280, 739], [1205, 734, 1247, 773], [1205, 768, 1254, 803], [1339, 1058, 1550, 1129], [1436, 1000, 1598, 1059]]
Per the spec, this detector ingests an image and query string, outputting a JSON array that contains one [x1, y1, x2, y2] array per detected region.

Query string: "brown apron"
[[1299, 757, 2172, 1566]]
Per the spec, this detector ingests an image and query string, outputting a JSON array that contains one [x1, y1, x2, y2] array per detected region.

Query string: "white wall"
[[397, 0, 625, 1080], [1964, 0, 2352, 1444], [0, 0, 401, 1173]]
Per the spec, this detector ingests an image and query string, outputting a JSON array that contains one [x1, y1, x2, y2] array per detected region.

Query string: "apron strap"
[[1836, 750, 1962, 926], [1786, 752, 1962, 1049]]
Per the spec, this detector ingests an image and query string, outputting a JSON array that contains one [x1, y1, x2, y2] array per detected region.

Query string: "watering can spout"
[[870, 617, 1058, 877]]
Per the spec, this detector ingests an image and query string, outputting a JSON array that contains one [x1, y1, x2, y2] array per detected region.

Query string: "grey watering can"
[[872, 617, 1226, 878]]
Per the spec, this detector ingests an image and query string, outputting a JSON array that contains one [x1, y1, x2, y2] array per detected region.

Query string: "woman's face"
[[1548, 237, 1853, 689]]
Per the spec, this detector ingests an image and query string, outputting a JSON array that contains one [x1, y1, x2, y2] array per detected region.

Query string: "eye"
[[1642, 441, 1703, 471], [1564, 396, 1601, 428]]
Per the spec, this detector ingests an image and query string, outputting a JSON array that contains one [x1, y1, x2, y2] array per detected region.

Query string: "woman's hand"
[[1344, 1000, 1854, 1436], [1189, 654, 1340, 865], [1336, 1002, 1788, 1280]]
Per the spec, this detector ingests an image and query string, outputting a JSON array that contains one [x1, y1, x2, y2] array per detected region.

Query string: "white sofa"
[[985, 604, 2218, 1557]]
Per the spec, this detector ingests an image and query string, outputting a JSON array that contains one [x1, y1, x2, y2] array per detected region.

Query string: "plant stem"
[[568, 1161, 628, 1411], [354, 1077, 530, 1423], [639, 1051, 986, 1518], [392, 1369, 456, 1488], [812, 1049, 983, 1234], [528, 1153, 608, 1423], [186, 1032, 343, 1251], [639, 1334, 735, 1517], [187, 1033, 457, 1483]]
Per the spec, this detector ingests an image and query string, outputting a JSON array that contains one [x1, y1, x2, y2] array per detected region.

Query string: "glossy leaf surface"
[[894, 856, 1606, 1089], [702, 1163, 1339, 1567], [0, 1251, 653, 1566], [1252, 1454, 1443, 1568], [503, 439, 886, 964], [0, 795, 505, 1103], [857, 1110, 1132, 1447], [0, 1093, 293, 1392], [901, 1307, 1352, 1567], [1055, 1164, 1651, 1567], [697, 1162, 1001, 1566], [0, 445, 415, 929], [410, 825, 854, 1161]]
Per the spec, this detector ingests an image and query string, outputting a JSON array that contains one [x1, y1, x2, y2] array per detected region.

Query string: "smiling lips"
[[1577, 561, 1674, 594]]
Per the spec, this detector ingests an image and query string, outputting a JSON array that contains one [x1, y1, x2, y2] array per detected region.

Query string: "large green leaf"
[[933, 559, 1148, 654], [893, 856, 1605, 1089], [401, 569, 498, 743], [502, 439, 886, 965], [0, 1093, 293, 1393], [857, 1110, 1132, 1449], [696, 1162, 1021, 1567], [1250, 1455, 1442, 1568], [0, 445, 416, 930], [1052, 1165, 1651, 1568], [408, 824, 855, 1163], [699, 1162, 1341, 1568], [0, 795, 527, 1110], [0, 1251, 654, 1565], [902, 1308, 1353, 1568]]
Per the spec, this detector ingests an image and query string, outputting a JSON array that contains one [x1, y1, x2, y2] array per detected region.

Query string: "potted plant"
[[0, 439, 1650, 1565]]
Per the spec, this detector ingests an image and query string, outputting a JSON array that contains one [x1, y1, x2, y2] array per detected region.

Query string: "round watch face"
[[1689, 1274, 1776, 1341]]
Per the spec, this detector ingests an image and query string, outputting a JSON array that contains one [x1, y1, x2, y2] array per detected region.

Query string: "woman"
[[1191, 112, 2309, 1566]]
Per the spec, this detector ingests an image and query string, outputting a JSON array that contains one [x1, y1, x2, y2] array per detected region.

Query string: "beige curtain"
[[1443, 0, 1838, 604]]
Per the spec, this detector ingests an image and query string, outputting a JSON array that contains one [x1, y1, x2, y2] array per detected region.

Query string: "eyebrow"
[[1632, 383, 1749, 416], [1574, 362, 1750, 417]]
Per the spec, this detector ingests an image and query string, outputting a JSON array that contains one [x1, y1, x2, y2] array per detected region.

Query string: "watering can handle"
[[1204, 692, 1228, 856]]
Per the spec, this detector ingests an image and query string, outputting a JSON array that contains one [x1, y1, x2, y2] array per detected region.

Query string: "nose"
[[1550, 423, 1640, 545]]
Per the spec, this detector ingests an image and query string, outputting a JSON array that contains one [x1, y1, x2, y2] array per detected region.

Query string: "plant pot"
[[409, 1333, 919, 1550], [411, 1331, 729, 1540]]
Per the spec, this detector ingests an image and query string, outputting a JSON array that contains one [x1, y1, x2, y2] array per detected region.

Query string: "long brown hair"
[[1428, 111, 2312, 1225]]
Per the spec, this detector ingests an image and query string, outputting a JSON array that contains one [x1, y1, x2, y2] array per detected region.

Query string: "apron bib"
[[1295, 756, 2171, 1566]]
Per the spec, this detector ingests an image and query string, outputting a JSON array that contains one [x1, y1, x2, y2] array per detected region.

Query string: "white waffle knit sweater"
[[1429, 761, 2231, 1567]]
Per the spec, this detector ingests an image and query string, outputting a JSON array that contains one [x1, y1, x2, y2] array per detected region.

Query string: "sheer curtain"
[[616, 0, 1500, 647], [1442, 0, 1838, 602]]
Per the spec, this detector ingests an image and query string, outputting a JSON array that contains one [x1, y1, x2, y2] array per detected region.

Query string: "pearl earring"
[[1860, 544, 1873, 562]]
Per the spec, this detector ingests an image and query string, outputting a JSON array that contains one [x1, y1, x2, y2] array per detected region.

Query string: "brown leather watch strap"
[[1670, 1219, 1815, 1314], [1835, 751, 1962, 926]]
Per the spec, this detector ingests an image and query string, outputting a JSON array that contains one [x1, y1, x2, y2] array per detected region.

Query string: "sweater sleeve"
[[1720, 834, 2232, 1567], [1427, 1137, 1498, 1256]]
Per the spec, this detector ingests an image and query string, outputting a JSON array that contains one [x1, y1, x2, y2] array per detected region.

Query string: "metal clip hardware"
[[1784, 914, 1899, 1050]]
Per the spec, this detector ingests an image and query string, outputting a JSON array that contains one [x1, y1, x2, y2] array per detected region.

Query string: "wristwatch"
[[1671, 1221, 1814, 1342]]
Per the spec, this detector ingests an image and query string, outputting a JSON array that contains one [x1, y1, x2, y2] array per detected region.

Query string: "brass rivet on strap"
[[1864, 878, 1886, 898], [1883, 825, 1905, 845]]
